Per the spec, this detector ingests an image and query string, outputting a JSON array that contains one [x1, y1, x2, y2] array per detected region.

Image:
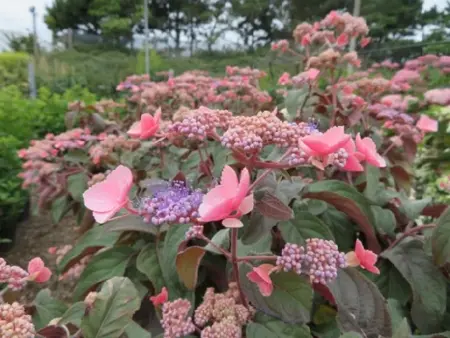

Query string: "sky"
[[0, 0, 448, 47]]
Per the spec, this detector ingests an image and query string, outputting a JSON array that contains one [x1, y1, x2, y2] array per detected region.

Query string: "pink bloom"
[[306, 68, 320, 81], [337, 33, 349, 47], [278, 72, 291, 85], [83, 165, 133, 224], [150, 287, 168, 307], [28, 257, 52, 283], [355, 134, 386, 168], [247, 264, 275, 297], [360, 37, 371, 48], [341, 139, 364, 172], [198, 166, 253, 227], [345, 239, 379, 274], [47, 247, 57, 254], [127, 109, 161, 140], [416, 115, 438, 133], [301, 34, 311, 47], [302, 126, 351, 156]]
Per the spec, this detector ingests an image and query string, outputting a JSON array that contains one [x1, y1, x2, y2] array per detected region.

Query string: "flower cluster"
[[276, 239, 346, 285], [0, 258, 28, 291], [0, 302, 35, 338], [49, 245, 92, 281], [139, 180, 204, 225], [194, 284, 253, 338], [161, 299, 196, 338]]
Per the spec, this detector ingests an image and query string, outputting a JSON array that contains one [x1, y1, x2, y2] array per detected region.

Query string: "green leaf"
[[237, 233, 272, 257], [382, 239, 447, 333], [279, 210, 334, 245], [51, 195, 70, 224], [205, 229, 230, 254], [136, 224, 192, 300], [241, 211, 277, 245], [32, 289, 68, 330], [125, 321, 152, 338], [338, 334, 364, 338], [176, 245, 205, 289], [295, 199, 328, 216], [398, 193, 431, 221], [392, 319, 412, 338], [240, 268, 313, 324], [371, 261, 411, 306], [58, 302, 86, 327], [67, 172, 88, 202], [285, 88, 309, 120], [74, 246, 134, 300], [328, 268, 392, 337], [320, 209, 356, 251], [64, 149, 90, 164], [432, 207, 450, 266], [364, 164, 381, 202], [246, 313, 312, 337], [305, 180, 380, 252], [371, 206, 396, 236], [388, 299, 408, 331], [275, 178, 306, 204], [58, 226, 120, 273], [105, 214, 159, 234], [81, 277, 140, 338]]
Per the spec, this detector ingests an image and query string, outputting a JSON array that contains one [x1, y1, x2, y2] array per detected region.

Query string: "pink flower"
[[341, 139, 364, 172], [150, 287, 168, 307], [301, 34, 311, 46], [127, 109, 161, 140], [337, 33, 349, 47], [306, 68, 320, 81], [355, 134, 386, 168], [360, 37, 371, 48], [28, 257, 52, 283], [247, 264, 275, 297], [302, 126, 351, 156], [83, 165, 133, 224], [345, 239, 380, 274], [278, 72, 291, 85], [47, 247, 57, 254], [416, 115, 438, 133], [198, 166, 253, 228]]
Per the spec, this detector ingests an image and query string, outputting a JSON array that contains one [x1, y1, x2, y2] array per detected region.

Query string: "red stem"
[[199, 234, 231, 259], [237, 255, 277, 262], [385, 224, 436, 251]]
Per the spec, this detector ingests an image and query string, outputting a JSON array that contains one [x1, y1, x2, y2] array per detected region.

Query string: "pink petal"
[[354, 239, 365, 260], [258, 280, 274, 297], [107, 165, 133, 199], [222, 218, 244, 228], [364, 263, 380, 274], [93, 206, 122, 224], [307, 68, 320, 81], [220, 165, 239, 189], [35, 267, 52, 283], [83, 180, 120, 213], [238, 194, 254, 215], [154, 108, 162, 122], [234, 168, 250, 208], [127, 121, 142, 138], [28, 257, 44, 275], [343, 155, 364, 172], [362, 250, 378, 267], [416, 115, 438, 133]]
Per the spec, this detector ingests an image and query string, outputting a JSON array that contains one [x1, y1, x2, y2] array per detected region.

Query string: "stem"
[[231, 228, 248, 307], [199, 234, 231, 259], [386, 224, 436, 251], [124, 201, 139, 215], [382, 133, 404, 157], [237, 255, 278, 262]]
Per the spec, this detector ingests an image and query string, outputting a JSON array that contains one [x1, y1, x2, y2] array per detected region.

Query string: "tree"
[[2, 33, 34, 54]]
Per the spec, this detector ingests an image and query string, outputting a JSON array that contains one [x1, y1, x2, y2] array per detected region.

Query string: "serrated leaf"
[[279, 210, 334, 245], [382, 239, 446, 333], [64, 149, 90, 164], [58, 302, 86, 327], [136, 224, 192, 300], [398, 193, 431, 221], [285, 88, 309, 120], [370, 261, 411, 306], [67, 172, 88, 202], [51, 195, 70, 224], [388, 299, 408, 331], [176, 244, 205, 289], [255, 191, 293, 221], [328, 268, 392, 338], [205, 229, 230, 254], [432, 207, 450, 266], [246, 313, 312, 337], [275, 178, 306, 204], [320, 208, 356, 251], [305, 180, 380, 253], [240, 267, 313, 324], [81, 277, 140, 338], [364, 164, 381, 202], [241, 211, 277, 245], [125, 321, 152, 338], [105, 214, 158, 234], [371, 206, 396, 236], [32, 289, 68, 330], [58, 226, 119, 273], [74, 247, 134, 300]]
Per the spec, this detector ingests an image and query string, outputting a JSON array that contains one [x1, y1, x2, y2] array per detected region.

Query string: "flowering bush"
[[12, 10, 450, 338]]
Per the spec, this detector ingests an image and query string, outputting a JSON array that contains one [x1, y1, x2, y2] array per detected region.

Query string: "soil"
[[3, 210, 80, 304]]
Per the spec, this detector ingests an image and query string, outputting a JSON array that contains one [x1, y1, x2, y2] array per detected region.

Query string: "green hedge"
[[0, 52, 30, 91]]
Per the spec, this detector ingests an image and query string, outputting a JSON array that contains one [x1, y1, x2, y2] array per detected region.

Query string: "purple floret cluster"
[[140, 180, 203, 225]]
